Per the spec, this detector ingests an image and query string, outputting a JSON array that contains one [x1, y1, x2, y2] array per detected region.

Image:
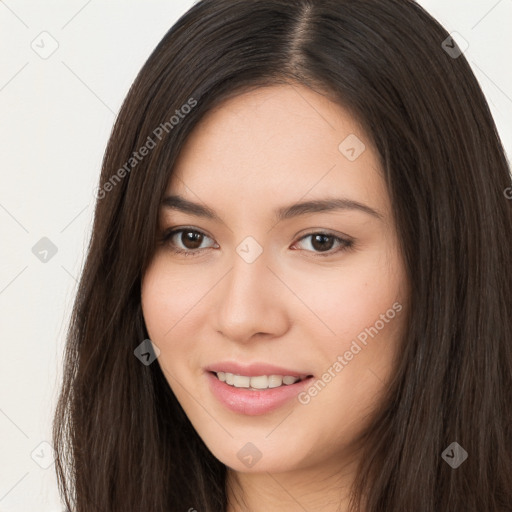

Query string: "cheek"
[[141, 271, 170, 341], [141, 260, 202, 393], [292, 266, 406, 446], [285, 251, 404, 348], [141, 257, 210, 339], [142, 245, 406, 356]]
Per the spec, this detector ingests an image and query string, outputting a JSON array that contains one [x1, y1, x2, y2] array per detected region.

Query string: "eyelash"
[[158, 227, 354, 258]]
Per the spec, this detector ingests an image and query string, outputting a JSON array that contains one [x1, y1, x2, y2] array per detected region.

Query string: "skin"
[[141, 83, 409, 512]]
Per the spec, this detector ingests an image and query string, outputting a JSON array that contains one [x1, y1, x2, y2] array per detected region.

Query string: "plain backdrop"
[[0, 1, 511, 510]]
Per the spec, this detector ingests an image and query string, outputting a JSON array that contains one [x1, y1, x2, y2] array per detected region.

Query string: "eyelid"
[[159, 226, 354, 257], [292, 230, 354, 255], [159, 226, 217, 252]]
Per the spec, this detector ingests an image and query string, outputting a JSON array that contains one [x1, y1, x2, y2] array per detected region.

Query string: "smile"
[[206, 371, 315, 416], [215, 371, 308, 390]]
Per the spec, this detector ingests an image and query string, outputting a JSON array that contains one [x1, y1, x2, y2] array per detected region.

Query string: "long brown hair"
[[52, 0, 512, 510]]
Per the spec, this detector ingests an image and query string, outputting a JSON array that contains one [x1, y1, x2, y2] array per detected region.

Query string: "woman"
[[52, 0, 512, 510]]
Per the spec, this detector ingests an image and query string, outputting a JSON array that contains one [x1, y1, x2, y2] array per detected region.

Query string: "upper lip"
[[204, 361, 313, 379]]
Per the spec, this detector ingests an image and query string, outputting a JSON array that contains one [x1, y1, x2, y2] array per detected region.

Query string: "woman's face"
[[141, 84, 409, 475]]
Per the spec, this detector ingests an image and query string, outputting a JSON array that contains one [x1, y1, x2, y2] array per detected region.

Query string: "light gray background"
[[0, 1, 511, 510]]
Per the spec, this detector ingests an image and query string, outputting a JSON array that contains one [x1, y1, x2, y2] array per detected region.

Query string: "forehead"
[[168, 84, 390, 220]]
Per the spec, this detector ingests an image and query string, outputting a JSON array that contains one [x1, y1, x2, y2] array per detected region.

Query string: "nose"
[[213, 249, 289, 344]]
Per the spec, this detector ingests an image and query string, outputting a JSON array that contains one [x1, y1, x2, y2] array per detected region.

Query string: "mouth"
[[205, 368, 315, 416], [209, 371, 313, 390]]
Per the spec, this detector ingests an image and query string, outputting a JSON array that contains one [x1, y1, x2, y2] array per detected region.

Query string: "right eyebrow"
[[161, 195, 223, 222]]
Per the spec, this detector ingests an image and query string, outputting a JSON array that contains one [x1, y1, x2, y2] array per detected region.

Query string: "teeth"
[[215, 372, 302, 389], [282, 375, 299, 385], [233, 375, 251, 387]]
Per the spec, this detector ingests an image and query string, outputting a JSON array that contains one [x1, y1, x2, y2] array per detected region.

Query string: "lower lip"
[[206, 371, 314, 416]]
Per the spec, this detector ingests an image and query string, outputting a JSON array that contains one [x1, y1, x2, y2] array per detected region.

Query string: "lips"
[[206, 371, 315, 415], [203, 361, 315, 415]]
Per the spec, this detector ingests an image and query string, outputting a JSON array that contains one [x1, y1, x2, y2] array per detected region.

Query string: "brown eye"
[[178, 230, 204, 250], [160, 228, 217, 257], [310, 234, 335, 252], [293, 232, 353, 256]]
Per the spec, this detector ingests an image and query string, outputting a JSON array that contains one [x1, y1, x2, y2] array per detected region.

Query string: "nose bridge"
[[214, 242, 286, 342]]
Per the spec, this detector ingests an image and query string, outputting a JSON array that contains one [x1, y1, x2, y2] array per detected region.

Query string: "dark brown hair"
[[52, 0, 512, 510]]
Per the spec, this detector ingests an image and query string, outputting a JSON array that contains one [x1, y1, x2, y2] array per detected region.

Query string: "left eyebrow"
[[161, 194, 384, 222], [274, 198, 383, 222]]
